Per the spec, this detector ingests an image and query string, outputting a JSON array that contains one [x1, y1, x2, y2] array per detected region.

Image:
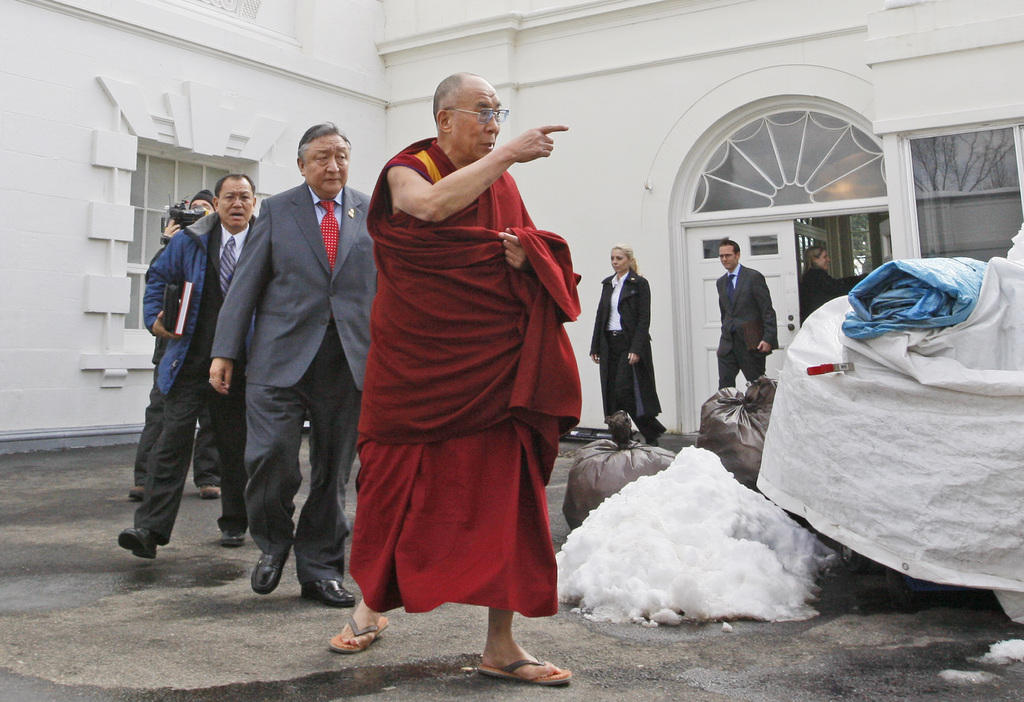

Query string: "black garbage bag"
[[562, 411, 676, 529], [696, 377, 776, 490]]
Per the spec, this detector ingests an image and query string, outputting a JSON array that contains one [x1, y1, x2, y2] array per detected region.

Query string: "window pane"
[[127, 273, 144, 330], [130, 154, 146, 207], [695, 111, 886, 213], [129, 208, 144, 265], [912, 129, 1022, 260], [144, 211, 164, 266], [207, 166, 230, 190], [147, 157, 176, 209], [178, 163, 204, 200], [749, 235, 779, 256], [703, 239, 722, 258]]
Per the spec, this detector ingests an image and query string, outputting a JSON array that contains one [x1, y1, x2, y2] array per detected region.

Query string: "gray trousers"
[[244, 327, 361, 584]]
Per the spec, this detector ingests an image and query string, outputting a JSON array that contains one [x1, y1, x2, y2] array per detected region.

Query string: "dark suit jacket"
[[212, 183, 376, 389], [716, 264, 778, 357]]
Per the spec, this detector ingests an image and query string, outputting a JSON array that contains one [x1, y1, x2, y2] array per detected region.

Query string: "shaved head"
[[432, 73, 480, 125]]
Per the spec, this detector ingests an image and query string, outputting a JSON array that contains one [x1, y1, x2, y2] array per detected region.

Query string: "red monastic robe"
[[350, 139, 582, 616]]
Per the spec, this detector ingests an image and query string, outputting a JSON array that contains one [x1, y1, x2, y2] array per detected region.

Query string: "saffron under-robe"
[[350, 139, 582, 616]]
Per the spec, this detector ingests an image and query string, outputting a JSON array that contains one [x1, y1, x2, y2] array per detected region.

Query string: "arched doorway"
[[681, 108, 889, 425]]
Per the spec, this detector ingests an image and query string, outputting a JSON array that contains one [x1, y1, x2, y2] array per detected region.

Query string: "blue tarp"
[[842, 257, 988, 339]]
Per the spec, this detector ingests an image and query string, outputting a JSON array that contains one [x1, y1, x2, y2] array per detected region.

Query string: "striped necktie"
[[728, 273, 737, 300], [220, 235, 236, 296]]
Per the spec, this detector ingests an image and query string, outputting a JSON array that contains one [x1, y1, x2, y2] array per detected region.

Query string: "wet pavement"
[[1, 436, 1023, 701]]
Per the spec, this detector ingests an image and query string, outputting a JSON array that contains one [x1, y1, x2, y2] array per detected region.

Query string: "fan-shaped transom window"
[[693, 111, 886, 213]]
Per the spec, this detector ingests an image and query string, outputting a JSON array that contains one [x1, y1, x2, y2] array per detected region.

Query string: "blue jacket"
[[143, 213, 222, 394]]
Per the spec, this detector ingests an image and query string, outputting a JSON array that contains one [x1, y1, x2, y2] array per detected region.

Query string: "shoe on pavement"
[[251, 551, 289, 594], [198, 485, 221, 500], [118, 527, 158, 559], [301, 579, 356, 607], [220, 530, 245, 547]]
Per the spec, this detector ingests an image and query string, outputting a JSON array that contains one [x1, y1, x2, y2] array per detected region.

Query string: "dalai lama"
[[332, 72, 581, 687]]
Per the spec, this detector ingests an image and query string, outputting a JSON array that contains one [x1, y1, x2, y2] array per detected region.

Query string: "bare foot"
[[478, 657, 572, 685], [329, 602, 387, 654], [481, 643, 568, 682]]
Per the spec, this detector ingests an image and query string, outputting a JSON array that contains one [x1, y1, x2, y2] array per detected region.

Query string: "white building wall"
[[0, 0, 386, 449], [379, 0, 881, 431], [867, 0, 1024, 258], [6, 0, 1023, 447]]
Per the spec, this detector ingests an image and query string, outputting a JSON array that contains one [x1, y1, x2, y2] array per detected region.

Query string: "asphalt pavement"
[[1, 435, 1023, 701]]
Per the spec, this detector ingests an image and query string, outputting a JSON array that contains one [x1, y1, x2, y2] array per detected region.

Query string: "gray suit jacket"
[[716, 264, 778, 356], [212, 183, 376, 389]]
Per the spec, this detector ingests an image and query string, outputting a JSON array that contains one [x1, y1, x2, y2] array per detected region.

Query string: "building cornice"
[[18, 0, 388, 105]]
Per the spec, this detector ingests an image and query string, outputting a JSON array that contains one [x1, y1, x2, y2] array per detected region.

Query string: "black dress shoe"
[[118, 527, 157, 559], [220, 530, 245, 548], [251, 551, 289, 594], [301, 579, 356, 608]]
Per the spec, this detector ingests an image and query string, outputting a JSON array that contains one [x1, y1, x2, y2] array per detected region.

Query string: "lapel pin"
[[347, 208, 355, 218]]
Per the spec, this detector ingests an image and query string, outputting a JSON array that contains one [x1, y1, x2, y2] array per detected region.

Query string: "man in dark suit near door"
[[716, 238, 778, 389], [210, 123, 376, 607]]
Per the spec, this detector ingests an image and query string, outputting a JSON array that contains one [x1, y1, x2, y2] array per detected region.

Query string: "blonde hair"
[[803, 245, 827, 273], [611, 245, 640, 275]]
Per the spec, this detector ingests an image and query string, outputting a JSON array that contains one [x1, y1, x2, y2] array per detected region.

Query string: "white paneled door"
[[683, 220, 801, 419]]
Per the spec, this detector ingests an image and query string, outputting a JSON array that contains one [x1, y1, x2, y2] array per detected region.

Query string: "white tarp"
[[758, 257, 1024, 621]]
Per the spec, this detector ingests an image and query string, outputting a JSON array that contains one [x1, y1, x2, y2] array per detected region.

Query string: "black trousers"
[[243, 325, 361, 584], [717, 330, 768, 389], [133, 367, 220, 488], [134, 366, 248, 542], [604, 331, 665, 443]]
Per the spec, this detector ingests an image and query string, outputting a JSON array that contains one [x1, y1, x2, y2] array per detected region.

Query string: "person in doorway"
[[334, 72, 579, 687], [798, 245, 863, 322], [210, 123, 376, 609], [129, 190, 221, 503], [117, 174, 256, 558], [716, 238, 778, 389], [589, 245, 665, 445]]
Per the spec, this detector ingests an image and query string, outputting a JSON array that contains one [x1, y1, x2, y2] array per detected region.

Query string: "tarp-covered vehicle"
[[758, 254, 1024, 622]]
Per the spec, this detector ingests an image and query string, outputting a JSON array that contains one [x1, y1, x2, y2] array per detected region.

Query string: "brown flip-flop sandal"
[[478, 659, 572, 686], [329, 616, 389, 654]]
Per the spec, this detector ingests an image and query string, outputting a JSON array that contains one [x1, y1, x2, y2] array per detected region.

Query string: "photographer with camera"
[[120, 175, 257, 559], [129, 190, 222, 503]]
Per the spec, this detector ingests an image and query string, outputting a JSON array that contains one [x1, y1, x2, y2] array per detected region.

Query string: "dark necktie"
[[320, 200, 338, 269], [728, 273, 737, 301], [220, 235, 236, 296]]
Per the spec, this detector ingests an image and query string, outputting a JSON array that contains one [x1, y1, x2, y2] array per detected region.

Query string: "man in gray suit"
[[209, 123, 375, 607], [716, 238, 778, 389]]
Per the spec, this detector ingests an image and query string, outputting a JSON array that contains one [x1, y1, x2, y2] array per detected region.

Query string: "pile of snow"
[[980, 639, 1024, 665], [938, 670, 997, 684], [556, 447, 834, 624]]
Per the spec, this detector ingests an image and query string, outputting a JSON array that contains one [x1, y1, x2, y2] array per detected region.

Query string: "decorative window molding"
[[96, 76, 286, 161], [694, 111, 886, 214], [193, 0, 262, 22]]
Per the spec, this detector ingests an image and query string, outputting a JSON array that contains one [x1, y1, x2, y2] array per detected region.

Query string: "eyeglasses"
[[450, 108, 509, 124]]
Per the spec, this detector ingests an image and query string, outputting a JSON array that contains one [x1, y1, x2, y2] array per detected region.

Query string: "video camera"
[[160, 199, 208, 243]]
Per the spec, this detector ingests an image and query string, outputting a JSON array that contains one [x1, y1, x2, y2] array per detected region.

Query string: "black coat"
[[590, 271, 662, 418], [799, 267, 862, 322]]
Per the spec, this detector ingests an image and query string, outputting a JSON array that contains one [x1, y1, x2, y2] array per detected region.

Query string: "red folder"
[[172, 281, 194, 335]]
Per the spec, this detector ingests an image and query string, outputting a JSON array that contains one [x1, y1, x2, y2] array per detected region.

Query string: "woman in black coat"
[[590, 245, 666, 445], [799, 246, 864, 322]]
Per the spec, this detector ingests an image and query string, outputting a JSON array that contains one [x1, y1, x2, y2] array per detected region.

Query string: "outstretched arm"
[[389, 125, 569, 222]]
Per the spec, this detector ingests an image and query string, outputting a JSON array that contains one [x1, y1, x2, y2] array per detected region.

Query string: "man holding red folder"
[[118, 174, 256, 558]]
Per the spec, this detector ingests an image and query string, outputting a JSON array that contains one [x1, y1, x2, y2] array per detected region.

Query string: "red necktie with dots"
[[320, 200, 338, 269]]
